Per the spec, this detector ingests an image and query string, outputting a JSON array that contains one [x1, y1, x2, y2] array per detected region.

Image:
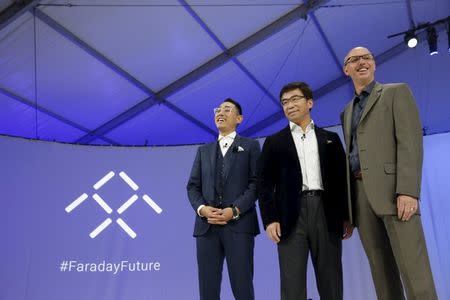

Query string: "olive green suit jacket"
[[341, 82, 423, 223]]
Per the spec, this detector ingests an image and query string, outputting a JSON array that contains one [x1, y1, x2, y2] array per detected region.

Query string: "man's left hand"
[[397, 195, 418, 221]]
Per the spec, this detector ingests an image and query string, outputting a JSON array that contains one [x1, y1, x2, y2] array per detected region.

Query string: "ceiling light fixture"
[[388, 15, 449, 55], [404, 30, 418, 48], [427, 26, 438, 56]]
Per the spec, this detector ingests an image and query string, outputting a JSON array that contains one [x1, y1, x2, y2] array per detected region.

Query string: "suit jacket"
[[187, 135, 261, 237], [341, 82, 423, 223], [257, 126, 348, 239]]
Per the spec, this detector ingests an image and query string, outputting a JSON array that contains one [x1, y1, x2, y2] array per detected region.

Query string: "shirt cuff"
[[197, 204, 205, 217]]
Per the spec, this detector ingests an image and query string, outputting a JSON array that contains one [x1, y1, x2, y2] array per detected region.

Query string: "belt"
[[353, 170, 362, 180], [301, 190, 322, 197]]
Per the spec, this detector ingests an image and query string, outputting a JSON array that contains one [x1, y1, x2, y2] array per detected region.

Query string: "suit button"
[[219, 195, 223, 200]]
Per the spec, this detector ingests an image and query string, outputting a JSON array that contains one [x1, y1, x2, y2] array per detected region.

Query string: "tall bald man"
[[341, 46, 437, 299]]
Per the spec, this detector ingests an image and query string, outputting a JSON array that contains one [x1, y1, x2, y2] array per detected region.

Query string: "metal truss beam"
[[310, 12, 342, 72], [33, 9, 216, 144], [0, 0, 39, 32], [157, 0, 331, 98], [75, 0, 330, 144], [4, 1, 330, 145], [178, 0, 280, 106]]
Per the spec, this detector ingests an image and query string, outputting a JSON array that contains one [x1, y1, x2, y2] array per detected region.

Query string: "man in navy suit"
[[187, 98, 261, 300], [257, 82, 352, 300]]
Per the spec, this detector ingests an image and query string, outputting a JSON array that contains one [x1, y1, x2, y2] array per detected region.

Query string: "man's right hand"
[[266, 222, 281, 243], [200, 206, 228, 225]]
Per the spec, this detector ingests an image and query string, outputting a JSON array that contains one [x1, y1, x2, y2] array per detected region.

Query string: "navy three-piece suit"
[[187, 135, 260, 300]]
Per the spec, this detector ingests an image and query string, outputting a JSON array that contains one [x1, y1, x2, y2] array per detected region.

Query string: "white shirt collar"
[[289, 120, 315, 134], [218, 131, 237, 141]]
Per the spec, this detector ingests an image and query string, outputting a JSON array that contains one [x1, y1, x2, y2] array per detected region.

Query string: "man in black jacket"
[[257, 82, 352, 300]]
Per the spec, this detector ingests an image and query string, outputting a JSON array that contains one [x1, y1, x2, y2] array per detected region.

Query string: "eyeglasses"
[[344, 54, 373, 65], [281, 95, 306, 106], [214, 106, 234, 115]]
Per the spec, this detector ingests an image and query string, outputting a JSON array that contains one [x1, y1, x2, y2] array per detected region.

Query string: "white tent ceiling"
[[0, 0, 449, 145]]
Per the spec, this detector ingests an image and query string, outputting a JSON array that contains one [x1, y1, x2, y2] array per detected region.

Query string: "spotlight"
[[427, 26, 438, 55], [404, 31, 418, 48]]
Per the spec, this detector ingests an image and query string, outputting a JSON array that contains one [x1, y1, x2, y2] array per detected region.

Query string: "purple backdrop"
[[1, 132, 448, 300]]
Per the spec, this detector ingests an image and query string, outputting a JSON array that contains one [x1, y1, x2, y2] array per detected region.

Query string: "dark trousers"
[[354, 179, 437, 300], [278, 193, 343, 300], [196, 225, 255, 300]]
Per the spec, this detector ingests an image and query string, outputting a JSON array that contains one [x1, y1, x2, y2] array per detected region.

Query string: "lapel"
[[359, 82, 383, 124], [342, 82, 383, 151], [343, 99, 354, 153], [314, 127, 327, 180], [282, 126, 301, 171], [208, 140, 218, 181], [223, 135, 241, 181]]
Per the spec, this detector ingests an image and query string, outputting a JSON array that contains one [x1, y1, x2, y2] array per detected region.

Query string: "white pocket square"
[[237, 146, 245, 152], [326, 140, 333, 144]]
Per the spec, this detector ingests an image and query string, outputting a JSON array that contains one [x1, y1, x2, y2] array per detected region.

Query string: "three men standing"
[[341, 46, 437, 299], [187, 98, 261, 300], [257, 82, 352, 300], [187, 47, 437, 300]]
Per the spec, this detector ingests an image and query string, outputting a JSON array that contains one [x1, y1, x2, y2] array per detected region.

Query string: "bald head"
[[343, 47, 372, 65], [343, 46, 376, 93]]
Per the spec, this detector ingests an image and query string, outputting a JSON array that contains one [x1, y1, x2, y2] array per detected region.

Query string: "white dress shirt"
[[218, 131, 236, 157], [197, 131, 237, 216], [290, 121, 323, 191]]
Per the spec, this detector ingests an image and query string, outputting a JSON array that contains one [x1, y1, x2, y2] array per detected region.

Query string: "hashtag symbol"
[[60, 261, 68, 272]]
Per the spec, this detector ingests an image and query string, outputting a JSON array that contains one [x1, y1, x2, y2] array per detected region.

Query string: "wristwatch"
[[231, 206, 240, 220]]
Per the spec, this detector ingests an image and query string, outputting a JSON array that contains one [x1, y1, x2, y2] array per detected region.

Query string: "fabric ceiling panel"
[[0, 93, 85, 142], [168, 61, 280, 135], [376, 38, 450, 136], [90, 138, 111, 145], [315, 0, 410, 61], [34, 110, 86, 142], [311, 83, 352, 128], [105, 105, 214, 145], [33, 18, 147, 129], [187, 0, 297, 48], [238, 19, 340, 101], [0, 93, 36, 138], [251, 116, 288, 138], [411, 0, 450, 25], [42, 0, 223, 91], [0, 0, 448, 145], [0, 14, 35, 101]]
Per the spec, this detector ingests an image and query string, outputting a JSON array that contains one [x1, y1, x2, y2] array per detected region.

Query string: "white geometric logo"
[[65, 171, 162, 239]]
